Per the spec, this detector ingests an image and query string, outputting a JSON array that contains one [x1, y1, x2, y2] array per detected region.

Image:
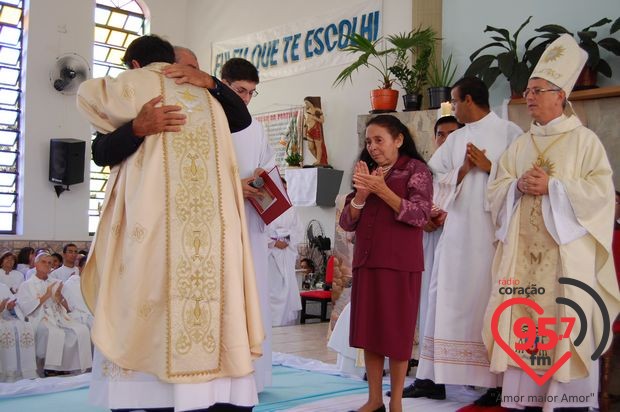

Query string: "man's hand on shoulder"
[[132, 95, 186, 137], [162, 64, 215, 89]]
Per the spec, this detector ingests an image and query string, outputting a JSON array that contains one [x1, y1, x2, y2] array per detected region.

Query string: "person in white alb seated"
[[0, 251, 24, 294], [0, 282, 36, 381], [16, 252, 92, 376], [62, 255, 93, 329], [50, 243, 79, 282], [222, 57, 276, 392], [267, 183, 303, 327]]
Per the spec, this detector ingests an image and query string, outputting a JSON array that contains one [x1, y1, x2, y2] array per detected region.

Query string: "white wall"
[[7, 0, 618, 242], [2, 0, 187, 241], [185, 0, 413, 241], [443, 0, 620, 108]]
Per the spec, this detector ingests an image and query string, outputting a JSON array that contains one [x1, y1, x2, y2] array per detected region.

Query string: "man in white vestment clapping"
[[16, 252, 91, 376]]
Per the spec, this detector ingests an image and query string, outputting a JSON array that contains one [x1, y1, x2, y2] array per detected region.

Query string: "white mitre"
[[529, 33, 587, 95]]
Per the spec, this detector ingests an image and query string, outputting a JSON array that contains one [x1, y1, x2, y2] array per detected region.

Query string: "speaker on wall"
[[49, 138, 86, 186]]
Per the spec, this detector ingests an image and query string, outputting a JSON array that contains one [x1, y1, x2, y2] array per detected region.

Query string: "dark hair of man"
[[16, 247, 34, 265], [63, 243, 77, 253], [0, 251, 16, 269], [360, 114, 426, 170], [51, 252, 63, 265], [300, 257, 316, 272], [221, 58, 260, 84], [122, 34, 175, 68], [434, 115, 463, 135], [452, 76, 490, 110]]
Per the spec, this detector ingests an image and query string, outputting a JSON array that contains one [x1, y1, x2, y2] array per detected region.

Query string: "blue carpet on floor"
[[0, 366, 370, 412]]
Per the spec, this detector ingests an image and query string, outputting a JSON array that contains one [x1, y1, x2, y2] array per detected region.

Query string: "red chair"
[[600, 228, 620, 411], [300, 256, 334, 324]]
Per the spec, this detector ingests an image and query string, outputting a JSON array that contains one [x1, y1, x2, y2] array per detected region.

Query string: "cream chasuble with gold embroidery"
[[484, 114, 620, 382], [77, 63, 264, 384]]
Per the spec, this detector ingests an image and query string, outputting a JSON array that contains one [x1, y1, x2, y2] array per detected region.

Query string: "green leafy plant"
[[428, 54, 458, 87], [534, 17, 620, 78], [464, 16, 547, 95], [387, 27, 437, 94], [333, 33, 396, 89], [285, 152, 302, 167]]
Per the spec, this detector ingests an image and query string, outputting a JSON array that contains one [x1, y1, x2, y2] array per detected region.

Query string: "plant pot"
[[402, 94, 422, 111], [427, 87, 451, 109], [370, 88, 398, 111], [574, 65, 597, 91]]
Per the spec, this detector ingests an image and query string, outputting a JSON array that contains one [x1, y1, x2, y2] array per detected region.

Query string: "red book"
[[247, 166, 292, 225]]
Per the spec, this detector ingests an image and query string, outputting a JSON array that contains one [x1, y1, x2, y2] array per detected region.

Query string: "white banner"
[[211, 0, 382, 81]]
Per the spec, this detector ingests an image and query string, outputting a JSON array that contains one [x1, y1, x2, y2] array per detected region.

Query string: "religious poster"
[[255, 107, 304, 170]]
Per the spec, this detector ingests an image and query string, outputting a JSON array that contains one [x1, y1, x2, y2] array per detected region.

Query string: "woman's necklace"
[[381, 164, 394, 174], [529, 132, 568, 177]]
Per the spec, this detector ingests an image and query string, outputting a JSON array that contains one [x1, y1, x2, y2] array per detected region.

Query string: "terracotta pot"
[[574, 65, 597, 90], [370, 88, 398, 111]]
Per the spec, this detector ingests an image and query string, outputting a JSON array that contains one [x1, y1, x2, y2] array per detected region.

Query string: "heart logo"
[[491, 297, 572, 386]]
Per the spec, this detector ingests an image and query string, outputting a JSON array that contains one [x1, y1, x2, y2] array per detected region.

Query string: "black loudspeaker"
[[49, 138, 86, 186]]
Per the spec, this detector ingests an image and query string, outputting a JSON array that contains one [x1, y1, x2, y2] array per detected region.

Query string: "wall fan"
[[49, 53, 90, 95], [304, 219, 331, 286]]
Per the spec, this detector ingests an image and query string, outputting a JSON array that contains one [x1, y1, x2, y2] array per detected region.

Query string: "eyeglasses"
[[231, 85, 259, 98], [522, 87, 561, 98]]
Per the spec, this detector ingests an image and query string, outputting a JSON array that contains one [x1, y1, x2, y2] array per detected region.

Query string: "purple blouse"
[[339, 155, 432, 272]]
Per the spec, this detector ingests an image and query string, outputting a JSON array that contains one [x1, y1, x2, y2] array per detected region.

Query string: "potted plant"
[[333, 33, 399, 111], [285, 152, 302, 167], [464, 16, 547, 98], [534, 18, 620, 89], [387, 27, 437, 111], [427, 54, 458, 109]]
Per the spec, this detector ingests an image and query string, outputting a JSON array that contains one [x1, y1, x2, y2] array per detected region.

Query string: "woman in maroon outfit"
[[340, 115, 432, 412]]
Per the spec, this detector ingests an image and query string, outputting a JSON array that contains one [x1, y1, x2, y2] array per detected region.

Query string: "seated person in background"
[[0, 282, 36, 381], [50, 243, 79, 282], [300, 257, 316, 290], [24, 248, 52, 281], [50, 253, 63, 270], [268, 188, 303, 326], [15, 247, 34, 278], [0, 251, 24, 294], [62, 255, 93, 329], [16, 252, 91, 376]]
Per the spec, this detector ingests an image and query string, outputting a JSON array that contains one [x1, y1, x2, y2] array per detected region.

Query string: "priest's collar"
[[465, 111, 497, 130]]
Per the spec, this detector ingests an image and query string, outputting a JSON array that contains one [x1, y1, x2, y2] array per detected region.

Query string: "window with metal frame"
[[89, 0, 146, 235], [0, 0, 23, 234]]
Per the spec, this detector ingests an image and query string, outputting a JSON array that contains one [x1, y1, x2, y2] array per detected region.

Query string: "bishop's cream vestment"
[[483, 114, 620, 411], [77, 63, 264, 410]]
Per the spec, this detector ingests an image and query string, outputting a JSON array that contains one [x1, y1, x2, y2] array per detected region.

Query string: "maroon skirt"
[[349, 267, 421, 360]]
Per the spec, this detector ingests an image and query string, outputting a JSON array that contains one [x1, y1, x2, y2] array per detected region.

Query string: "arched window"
[[89, 0, 146, 234], [0, 0, 23, 234]]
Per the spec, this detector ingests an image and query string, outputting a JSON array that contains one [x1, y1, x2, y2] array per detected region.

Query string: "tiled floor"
[[272, 322, 337, 364]]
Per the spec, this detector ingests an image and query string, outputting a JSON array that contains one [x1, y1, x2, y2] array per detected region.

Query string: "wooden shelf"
[[509, 85, 620, 105]]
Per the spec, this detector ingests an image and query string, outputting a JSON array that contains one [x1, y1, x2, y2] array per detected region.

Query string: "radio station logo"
[[491, 277, 611, 386]]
